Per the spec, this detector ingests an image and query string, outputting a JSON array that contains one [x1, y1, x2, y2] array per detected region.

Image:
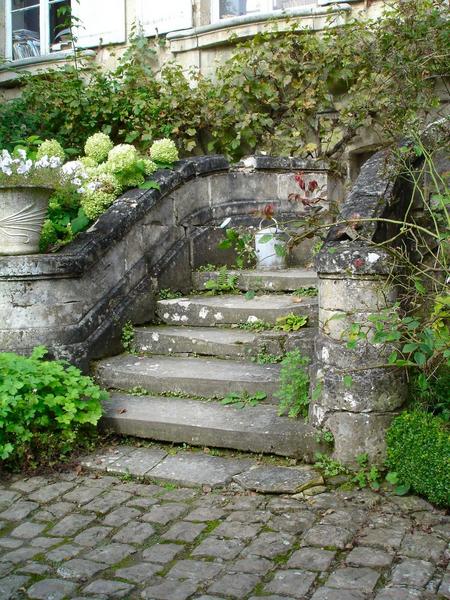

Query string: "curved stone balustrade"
[[0, 155, 333, 369]]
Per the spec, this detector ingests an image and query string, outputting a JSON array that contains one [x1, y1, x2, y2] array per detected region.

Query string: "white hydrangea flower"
[[35, 155, 50, 169], [49, 156, 62, 168], [17, 160, 32, 175]]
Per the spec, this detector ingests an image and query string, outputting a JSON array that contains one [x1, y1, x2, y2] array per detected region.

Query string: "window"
[[6, 0, 71, 60], [212, 0, 317, 20], [5, 0, 127, 60]]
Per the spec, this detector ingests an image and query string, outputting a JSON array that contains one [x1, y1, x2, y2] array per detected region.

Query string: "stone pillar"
[[309, 243, 407, 465]]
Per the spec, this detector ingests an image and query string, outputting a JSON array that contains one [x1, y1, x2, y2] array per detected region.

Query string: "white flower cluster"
[[60, 160, 90, 193], [0, 146, 89, 193], [0, 149, 61, 177]]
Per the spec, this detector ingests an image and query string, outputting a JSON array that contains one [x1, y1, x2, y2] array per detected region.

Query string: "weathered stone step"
[[157, 294, 317, 327], [102, 393, 325, 461], [133, 325, 316, 360], [193, 268, 318, 292], [96, 354, 281, 400]]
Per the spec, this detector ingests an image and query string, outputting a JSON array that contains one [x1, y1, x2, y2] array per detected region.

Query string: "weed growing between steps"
[[158, 289, 184, 300], [203, 266, 239, 295], [121, 321, 136, 353], [275, 350, 310, 418], [126, 387, 218, 402], [275, 313, 308, 332], [252, 350, 284, 365], [293, 287, 318, 297], [238, 320, 274, 332], [221, 391, 267, 409]]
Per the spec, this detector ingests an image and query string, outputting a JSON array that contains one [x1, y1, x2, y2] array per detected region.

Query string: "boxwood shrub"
[[386, 410, 450, 507], [0, 346, 106, 470]]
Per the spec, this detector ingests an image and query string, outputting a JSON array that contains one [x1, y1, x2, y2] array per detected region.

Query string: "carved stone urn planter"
[[0, 186, 52, 255]]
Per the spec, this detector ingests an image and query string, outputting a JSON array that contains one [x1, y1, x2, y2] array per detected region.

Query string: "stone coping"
[[167, 2, 354, 44], [0, 155, 327, 281]]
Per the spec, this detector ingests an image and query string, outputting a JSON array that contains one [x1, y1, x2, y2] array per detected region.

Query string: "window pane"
[[12, 1, 39, 9], [49, 0, 72, 52], [219, 0, 268, 17], [273, 0, 316, 8], [12, 6, 40, 60]]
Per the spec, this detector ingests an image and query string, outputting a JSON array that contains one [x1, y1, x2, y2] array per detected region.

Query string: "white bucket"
[[254, 225, 286, 270]]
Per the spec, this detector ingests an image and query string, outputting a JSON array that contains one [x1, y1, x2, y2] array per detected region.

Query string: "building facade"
[[0, 0, 382, 87]]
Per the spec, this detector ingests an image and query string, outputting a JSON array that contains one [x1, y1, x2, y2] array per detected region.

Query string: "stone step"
[[192, 268, 318, 292], [133, 325, 316, 360], [102, 393, 325, 461], [156, 294, 317, 327], [96, 354, 281, 400]]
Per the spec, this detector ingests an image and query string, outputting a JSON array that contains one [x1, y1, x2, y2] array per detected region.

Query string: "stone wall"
[[0, 156, 334, 369]]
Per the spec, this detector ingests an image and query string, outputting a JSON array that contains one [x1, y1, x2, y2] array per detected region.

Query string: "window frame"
[[5, 0, 69, 60]]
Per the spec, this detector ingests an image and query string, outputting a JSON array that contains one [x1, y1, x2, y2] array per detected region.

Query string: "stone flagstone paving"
[[0, 446, 449, 599]]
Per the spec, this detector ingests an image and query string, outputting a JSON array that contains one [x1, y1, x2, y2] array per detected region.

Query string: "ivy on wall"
[[0, 0, 448, 164]]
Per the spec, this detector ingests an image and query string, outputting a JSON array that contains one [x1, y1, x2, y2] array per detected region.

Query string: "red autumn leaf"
[[262, 203, 275, 219], [294, 172, 306, 190], [308, 180, 319, 192]]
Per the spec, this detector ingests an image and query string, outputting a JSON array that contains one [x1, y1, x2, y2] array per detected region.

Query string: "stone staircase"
[[95, 268, 326, 461]]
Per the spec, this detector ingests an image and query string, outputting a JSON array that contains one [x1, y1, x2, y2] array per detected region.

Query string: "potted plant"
[[0, 141, 87, 255], [253, 203, 288, 270]]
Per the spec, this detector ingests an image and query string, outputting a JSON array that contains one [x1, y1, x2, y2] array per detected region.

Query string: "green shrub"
[[386, 410, 450, 507], [0, 347, 106, 469], [1, 0, 445, 163]]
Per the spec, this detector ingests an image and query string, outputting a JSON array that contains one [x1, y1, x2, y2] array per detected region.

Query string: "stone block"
[[173, 176, 211, 225], [190, 226, 236, 270], [325, 412, 397, 466], [319, 276, 396, 313], [316, 367, 406, 413], [314, 332, 392, 370]]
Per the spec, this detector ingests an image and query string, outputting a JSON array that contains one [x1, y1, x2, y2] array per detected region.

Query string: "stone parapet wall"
[[0, 156, 333, 369]]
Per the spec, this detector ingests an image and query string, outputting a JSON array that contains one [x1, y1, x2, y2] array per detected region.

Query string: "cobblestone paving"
[[0, 467, 449, 599]]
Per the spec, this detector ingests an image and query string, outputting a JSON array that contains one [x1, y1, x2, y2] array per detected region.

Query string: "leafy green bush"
[[386, 410, 450, 507], [0, 347, 106, 469], [276, 350, 310, 418], [1, 0, 445, 163]]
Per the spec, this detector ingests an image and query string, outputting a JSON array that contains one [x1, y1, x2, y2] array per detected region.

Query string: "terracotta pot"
[[0, 186, 52, 255]]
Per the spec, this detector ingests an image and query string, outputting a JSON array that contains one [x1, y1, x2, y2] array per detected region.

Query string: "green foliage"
[[293, 287, 318, 297], [315, 429, 334, 445], [121, 321, 135, 353], [196, 263, 220, 272], [158, 289, 184, 300], [203, 266, 239, 294], [314, 452, 349, 477], [352, 453, 382, 490], [239, 320, 273, 332], [221, 390, 267, 409], [275, 313, 308, 332], [275, 350, 310, 418], [253, 350, 284, 364], [0, 347, 105, 469], [386, 410, 450, 507], [0, 1, 446, 163], [218, 228, 256, 269]]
